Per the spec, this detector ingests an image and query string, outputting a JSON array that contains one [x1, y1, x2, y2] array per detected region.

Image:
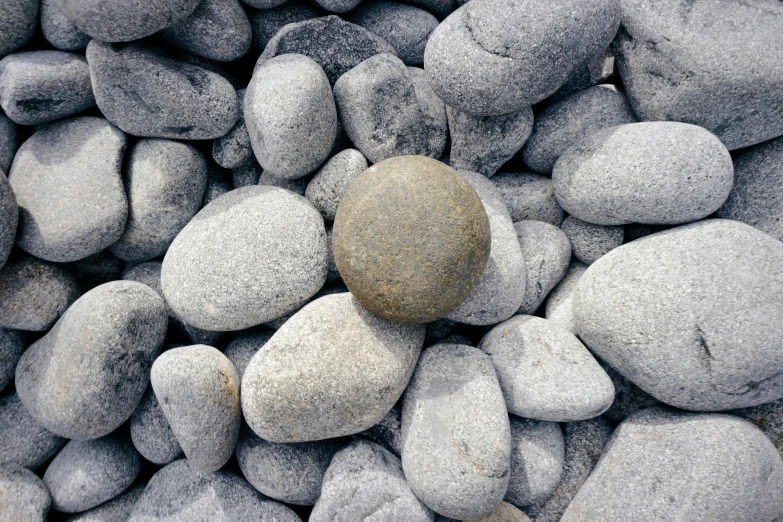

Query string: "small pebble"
[[506, 417, 564, 507], [0, 392, 66, 469], [201, 163, 233, 206], [212, 89, 253, 169], [514, 220, 572, 315], [0, 465, 51, 522], [0, 0, 39, 58], [354, 405, 403, 456], [223, 331, 273, 378], [561, 215, 624, 265], [305, 148, 368, 222], [129, 387, 183, 465], [492, 172, 567, 226], [543, 260, 587, 334], [40, 0, 91, 51]]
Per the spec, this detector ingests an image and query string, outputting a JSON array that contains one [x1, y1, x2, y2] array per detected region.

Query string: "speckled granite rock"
[[731, 397, 783, 459], [506, 417, 564, 507], [130, 387, 183, 465], [514, 220, 571, 314], [40, 0, 91, 51], [544, 260, 587, 334], [212, 89, 253, 169], [248, 1, 320, 57], [223, 331, 272, 378], [305, 148, 368, 222], [561, 216, 624, 265], [65, 484, 145, 522], [0, 465, 51, 522], [492, 173, 567, 226], [0, 392, 66, 469], [0, 0, 39, 59]]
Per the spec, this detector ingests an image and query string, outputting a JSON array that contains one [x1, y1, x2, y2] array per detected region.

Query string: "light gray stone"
[[257, 168, 308, 196], [506, 417, 564, 508], [731, 397, 783, 459], [492, 173, 567, 226], [0, 329, 24, 391], [65, 484, 145, 522], [0, 172, 15, 270], [212, 89, 252, 169], [305, 148, 368, 221], [0, 392, 65, 469], [130, 387, 183, 465], [223, 331, 272, 378], [355, 405, 403, 456], [263, 280, 347, 330], [0, 114, 19, 174], [248, 1, 320, 57], [311, 0, 361, 12], [561, 216, 623, 265], [544, 260, 587, 334], [514, 220, 571, 315], [0, 465, 50, 522], [0, 0, 38, 59], [40, 0, 90, 51]]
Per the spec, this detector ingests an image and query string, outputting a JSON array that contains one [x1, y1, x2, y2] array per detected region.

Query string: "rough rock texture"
[[506, 417, 564, 508], [0, 392, 66, 469], [561, 216, 624, 265], [311, 0, 362, 12], [257, 168, 308, 196], [41, 0, 91, 51], [223, 331, 273, 378], [65, 484, 145, 522], [0, 172, 15, 270], [0, 114, 19, 174], [514, 220, 571, 314], [305, 148, 368, 221], [601, 361, 662, 423], [130, 387, 183, 465], [731, 397, 783, 459], [355, 405, 403, 456], [212, 89, 252, 169], [544, 260, 587, 334], [0, 0, 39, 59], [65, 249, 124, 291], [492, 173, 566, 226], [201, 164, 232, 206], [0, 465, 51, 522], [248, 1, 320, 57], [550, 47, 616, 102], [231, 159, 261, 189], [398, 0, 458, 19], [437, 502, 531, 522], [0, 329, 24, 391]]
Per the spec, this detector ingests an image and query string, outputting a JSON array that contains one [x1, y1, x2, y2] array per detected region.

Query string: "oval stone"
[[0, 392, 65, 470], [0, 465, 50, 522]]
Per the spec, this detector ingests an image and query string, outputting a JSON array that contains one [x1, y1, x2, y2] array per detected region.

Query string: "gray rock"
[[9, 117, 128, 263], [151, 345, 241, 473], [543, 259, 587, 334], [202, 164, 232, 206], [492, 173, 567, 226], [731, 397, 783, 459], [514, 220, 571, 315], [311, 0, 361, 12], [0, 465, 50, 522], [87, 41, 238, 140], [575, 219, 783, 411], [407, 65, 449, 156], [523, 85, 637, 174], [447, 170, 526, 325], [0, 172, 15, 270], [0, 0, 38, 59], [257, 16, 397, 85], [423, 317, 457, 345], [305, 148, 368, 221], [398, 0, 458, 19], [65, 249, 124, 291], [243, 0, 286, 7], [246, 54, 337, 179], [424, 0, 621, 115], [561, 216, 623, 265], [600, 361, 662, 423], [242, 293, 423, 442], [436, 333, 471, 346], [402, 343, 511, 520], [232, 159, 261, 189], [248, 1, 320, 56], [161, 186, 328, 331], [236, 423, 342, 505], [257, 169, 307, 196], [612, 0, 783, 150], [355, 405, 403, 456], [311, 440, 433, 521], [506, 417, 564, 508], [0, 329, 24, 391], [263, 280, 347, 330], [16, 281, 167, 440], [44, 433, 141, 513], [212, 89, 253, 169], [718, 135, 783, 242], [324, 225, 338, 282], [130, 387, 183, 465], [479, 315, 614, 421], [447, 106, 534, 178], [223, 331, 272, 378], [0, 392, 65, 469], [0, 255, 80, 331], [110, 139, 207, 263], [0, 113, 19, 174], [553, 122, 734, 225], [40, 0, 91, 51], [65, 484, 145, 522], [127, 459, 301, 522], [349, 1, 439, 66], [550, 47, 616, 102]]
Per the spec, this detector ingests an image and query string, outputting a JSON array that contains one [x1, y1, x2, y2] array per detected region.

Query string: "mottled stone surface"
[[0, 0, 39, 58], [223, 331, 272, 378], [0, 392, 66, 469], [561, 216, 624, 265], [0, 172, 15, 271], [514, 220, 571, 315], [355, 405, 403, 456], [65, 249, 124, 291], [248, 1, 320, 56], [305, 148, 368, 221], [506, 417, 564, 508], [0, 114, 19, 174], [544, 260, 587, 334], [212, 89, 252, 169], [65, 484, 145, 522], [130, 387, 183, 465], [41, 0, 91, 51], [492, 173, 566, 226], [0, 465, 50, 522], [731, 397, 783, 459]]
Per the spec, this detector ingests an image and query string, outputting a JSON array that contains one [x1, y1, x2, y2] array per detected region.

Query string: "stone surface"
[[0, 0, 38, 58], [550, 47, 616, 102], [561, 216, 624, 265], [0, 329, 24, 391], [223, 331, 272, 378], [202, 164, 232, 206], [305, 148, 368, 222], [423, 317, 457, 345], [514, 220, 571, 315], [437, 502, 531, 522], [492, 173, 566, 226], [41, 0, 91, 51], [0, 392, 65, 469], [162, 185, 328, 331], [232, 159, 262, 189], [0, 172, 15, 270], [407, 65, 450, 157], [130, 387, 183, 465], [212, 89, 252, 169], [248, 1, 320, 56], [263, 280, 347, 330], [731, 397, 783, 459], [65, 484, 145, 522], [0, 465, 50, 522], [0, 114, 19, 174], [402, 343, 511, 520], [506, 417, 564, 508], [242, 0, 286, 8], [398, 0, 457, 19], [333, 156, 489, 323], [355, 405, 403, 456], [16, 281, 167, 440], [311, 0, 361, 12], [574, 219, 783, 411], [601, 361, 662, 423], [65, 249, 124, 291], [257, 169, 308, 196], [544, 260, 587, 334], [9, 117, 128, 263]]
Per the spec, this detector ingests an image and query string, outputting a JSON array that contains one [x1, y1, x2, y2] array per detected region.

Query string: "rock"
[[612, 0, 783, 150], [407, 65, 450, 155], [311, 0, 361, 12], [127, 459, 301, 522], [0, 256, 80, 331], [202, 164, 232, 206], [0, 114, 19, 174], [263, 280, 348, 330], [0, 0, 38, 58], [130, 387, 183, 465], [423, 317, 457, 345], [492, 173, 566, 226], [402, 343, 511, 520], [0, 329, 24, 391], [731, 397, 783, 458], [334, 54, 446, 163], [424, 0, 621, 115], [437, 502, 531, 522], [718, 135, 783, 242], [44, 433, 141, 513], [40, 0, 91, 51], [223, 331, 273, 378], [553, 122, 734, 225], [161, 185, 328, 331], [16, 281, 167, 440], [333, 156, 490, 323], [0, 172, 15, 270], [159, 0, 252, 62], [246, 54, 337, 179], [574, 219, 783, 411], [349, 1, 439, 66], [62, 0, 201, 42], [447, 170, 526, 325], [212, 89, 253, 169], [354, 405, 403, 456], [543, 260, 587, 334], [248, 1, 320, 56], [550, 47, 616, 102], [243, 0, 286, 7], [236, 423, 343, 505], [65, 249, 124, 291], [110, 139, 207, 263], [65, 484, 145, 522], [514, 220, 571, 315], [506, 417, 564, 507], [151, 345, 241, 473], [0, 465, 50, 522], [398, 0, 457, 18], [437, 333, 471, 345], [561, 216, 623, 265], [232, 159, 262, 189], [0, 392, 65, 469], [9, 117, 127, 263], [305, 148, 368, 221], [479, 315, 614, 421], [311, 440, 433, 521], [87, 41, 238, 140], [257, 169, 307, 196], [601, 362, 662, 423], [257, 16, 397, 85], [523, 85, 637, 174]]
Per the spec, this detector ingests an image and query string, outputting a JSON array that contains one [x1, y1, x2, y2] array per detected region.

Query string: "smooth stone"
[[407, 65, 450, 157], [0, 392, 65, 469], [212, 89, 252, 169], [0, 256, 80, 331], [0, 329, 24, 391], [506, 417, 564, 508], [65, 484, 145, 522], [232, 159, 261, 189], [9, 117, 127, 263], [423, 0, 621, 115], [202, 164, 232, 206], [110, 139, 207, 263], [423, 317, 457, 345], [242, 0, 286, 7], [151, 345, 241, 473], [402, 344, 511, 520], [574, 219, 783, 411], [305, 148, 368, 221], [437, 502, 531, 522], [87, 41, 238, 140], [223, 331, 272, 378], [561, 216, 624, 265], [731, 397, 783, 458], [16, 281, 167, 440], [0, 465, 51, 522], [550, 47, 616, 102], [130, 387, 183, 465], [514, 220, 571, 315], [65, 249, 124, 291], [553, 122, 734, 225], [601, 361, 662, 423], [354, 405, 403, 456], [447, 170, 526, 325], [0, 0, 39, 58], [0, 172, 15, 270], [311, 0, 361, 12], [398, 0, 458, 18], [543, 260, 587, 334], [0, 114, 19, 173], [447, 106, 534, 178], [333, 156, 489, 323], [40, 0, 91, 51], [248, 1, 320, 57], [522, 85, 637, 174], [257, 168, 307, 196], [161, 185, 328, 331], [246, 54, 337, 179], [492, 173, 567, 226]]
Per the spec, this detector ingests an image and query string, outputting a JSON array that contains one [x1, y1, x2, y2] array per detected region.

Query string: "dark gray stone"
[[223, 331, 273, 378], [492, 173, 567, 226], [514, 220, 571, 315], [130, 387, 183, 465], [398, 0, 457, 19], [0, 0, 39, 59], [354, 405, 403, 456], [600, 361, 662, 423], [160, 0, 251, 62], [0, 171, 15, 270], [65, 484, 145, 522], [232, 159, 261, 189], [423, 318, 457, 345], [305, 148, 368, 221], [544, 259, 587, 334], [0, 392, 65, 469], [65, 249, 124, 291], [243, 0, 286, 7], [0, 465, 50, 522], [212, 89, 253, 169], [247, 1, 320, 56], [731, 397, 783, 459], [0, 329, 24, 391], [257, 168, 307, 196], [550, 47, 616, 102], [202, 164, 232, 206], [561, 216, 624, 265], [0, 113, 19, 174], [325, 224, 339, 283], [506, 417, 564, 508], [40, 0, 90, 51]]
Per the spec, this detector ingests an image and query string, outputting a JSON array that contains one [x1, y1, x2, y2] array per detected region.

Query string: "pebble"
[[399, 0, 458, 19], [246, 54, 337, 179], [65, 484, 145, 522], [402, 343, 511, 520], [0, 172, 15, 270], [354, 405, 403, 456], [161, 186, 328, 331], [40, 0, 91, 51], [447, 106, 534, 178], [574, 219, 783, 411], [561, 216, 624, 265], [257, 168, 308, 196], [553, 122, 734, 225], [65, 249, 124, 291], [333, 156, 489, 323], [151, 345, 241, 473], [423, 0, 621, 115], [514, 220, 571, 314], [109, 139, 207, 263], [15, 281, 167, 440], [129, 387, 183, 465], [201, 164, 232, 206], [600, 362, 662, 423], [232, 159, 262, 189], [310, 440, 433, 521], [223, 331, 273, 378], [9, 117, 128, 263], [0, 465, 51, 522], [491, 172, 567, 226], [479, 315, 614, 421], [0, 113, 19, 173], [506, 417, 564, 508], [731, 397, 783, 458], [0, 255, 80, 331], [212, 89, 253, 169], [248, 1, 320, 57], [407, 65, 450, 156], [543, 260, 587, 334], [0, 329, 24, 391], [0, 392, 66, 469], [263, 280, 348, 330], [305, 148, 368, 221], [0, 0, 39, 58], [86, 41, 238, 140]]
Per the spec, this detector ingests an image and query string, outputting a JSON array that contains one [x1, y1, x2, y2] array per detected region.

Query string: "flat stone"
[[506, 417, 564, 507], [543, 260, 587, 334], [354, 405, 403, 456], [248, 1, 320, 57], [514, 220, 571, 315], [0, 113, 19, 174], [305, 148, 368, 221], [223, 331, 273, 378], [65, 484, 145, 522], [0, 465, 50, 522], [65, 249, 124, 291], [491, 173, 566, 226], [212, 89, 253, 169], [40, 0, 91, 51], [0, 392, 65, 469], [731, 397, 783, 459], [130, 386, 183, 465], [0, 329, 24, 391], [0, 0, 38, 58], [561, 216, 624, 265]]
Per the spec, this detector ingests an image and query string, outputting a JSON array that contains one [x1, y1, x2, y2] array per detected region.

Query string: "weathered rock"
[[492, 173, 566, 226], [248, 1, 320, 56], [514, 220, 571, 314], [40, 0, 91, 51], [223, 331, 272, 378], [65, 484, 145, 522], [506, 417, 564, 508], [0, 0, 39, 58], [0, 114, 19, 174], [544, 260, 587, 334], [0, 392, 65, 469], [354, 405, 403, 456], [0, 465, 50, 522], [407, 65, 450, 156], [561, 216, 624, 265], [212, 89, 252, 169], [65, 249, 124, 291], [130, 387, 183, 465], [305, 148, 368, 221], [0, 329, 24, 391]]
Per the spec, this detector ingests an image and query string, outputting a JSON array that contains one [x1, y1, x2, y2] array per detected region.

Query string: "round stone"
[[0, 392, 66, 470], [0, 465, 50, 522]]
